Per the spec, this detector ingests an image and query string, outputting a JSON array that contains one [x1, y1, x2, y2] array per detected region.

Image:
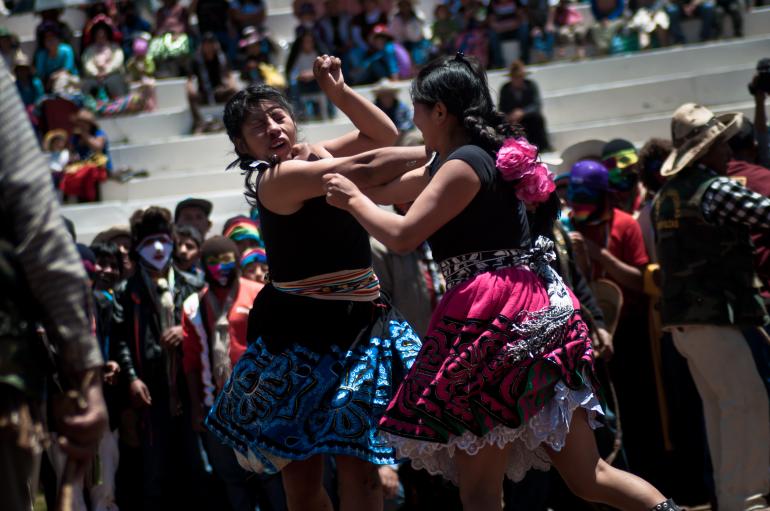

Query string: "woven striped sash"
[[273, 267, 381, 301]]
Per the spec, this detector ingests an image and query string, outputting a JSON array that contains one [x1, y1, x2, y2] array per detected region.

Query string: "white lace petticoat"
[[381, 381, 604, 484]]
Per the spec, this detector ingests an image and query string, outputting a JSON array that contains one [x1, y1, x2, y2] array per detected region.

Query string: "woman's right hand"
[[313, 55, 345, 99], [129, 378, 152, 408]]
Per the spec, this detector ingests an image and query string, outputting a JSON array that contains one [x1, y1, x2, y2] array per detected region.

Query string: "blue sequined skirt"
[[205, 303, 421, 473]]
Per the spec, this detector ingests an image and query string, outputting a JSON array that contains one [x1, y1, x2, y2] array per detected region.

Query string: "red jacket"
[[182, 278, 263, 406]]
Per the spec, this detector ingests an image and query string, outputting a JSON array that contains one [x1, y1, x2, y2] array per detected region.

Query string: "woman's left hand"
[[314, 55, 345, 98], [323, 173, 362, 210]]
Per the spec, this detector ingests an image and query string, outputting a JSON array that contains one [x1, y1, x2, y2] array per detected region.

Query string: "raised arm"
[[313, 55, 399, 156], [258, 145, 428, 214]]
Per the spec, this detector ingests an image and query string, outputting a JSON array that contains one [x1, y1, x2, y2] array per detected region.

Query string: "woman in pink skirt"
[[324, 53, 679, 511]]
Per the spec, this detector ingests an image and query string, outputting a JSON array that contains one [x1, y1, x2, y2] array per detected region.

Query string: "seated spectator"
[[195, 0, 237, 62], [454, 6, 491, 69], [238, 26, 282, 81], [526, 0, 558, 63], [230, 0, 267, 33], [498, 60, 551, 150], [59, 109, 113, 202], [126, 32, 156, 80], [34, 22, 79, 91], [13, 52, 44, 108], [81, 15, 130, 100], [285, 28, 329, 118], [294, 2, 324, 41], [389, 0, 431, 66], [175, 197, 213, 238], [372, 78, 414, 136], [431, 4, 460, 57], [627, 0, 670, 48], [714, 0, 743, 39], [350, 0, 389, 52], [350, 24, 406, 84], [34, 8, 75, 50], [590, 0, 628, 54], [664, 0, 721, 43], [174, 224, 205, 280], [42, 129, 71, 189], [486, 0, 529, 63], [150, 0, 192, 77], [317, 0, 353, 58], [240, 246, 268, 283], [187, 32, 238, 133], [118, 0, 153, 59], [554, 0, 588, 59], [0, 26, 19, 70]]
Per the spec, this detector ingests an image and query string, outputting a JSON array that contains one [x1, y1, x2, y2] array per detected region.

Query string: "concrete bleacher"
[[2, 5, 757, 243]]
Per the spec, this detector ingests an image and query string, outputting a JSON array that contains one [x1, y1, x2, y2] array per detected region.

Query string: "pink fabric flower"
[[516, 163, 556, 204], [496, 137, 539, 181]]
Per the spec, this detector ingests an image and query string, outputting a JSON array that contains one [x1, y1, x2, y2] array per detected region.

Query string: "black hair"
[[223, 84, 296, 206], [129, 206, 173, 250], [637, 138, 672, 192], [412, 54, 559, 238], [90, 241, 123, 277]]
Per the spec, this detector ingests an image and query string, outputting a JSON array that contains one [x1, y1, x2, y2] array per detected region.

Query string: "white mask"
[[138, 235, 173, 271]]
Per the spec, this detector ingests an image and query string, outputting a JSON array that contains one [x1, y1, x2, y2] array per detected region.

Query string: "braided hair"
[[411, 54, 559, 238], [410, 54, 524, 154], [223, 84, 296, 206]]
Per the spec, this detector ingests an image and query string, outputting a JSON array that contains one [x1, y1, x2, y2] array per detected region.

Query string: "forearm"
[[597, 249, 644, 292], [348, 194, 419, 253], [341, 146, 428, 189], [328, 84, 399, 147]]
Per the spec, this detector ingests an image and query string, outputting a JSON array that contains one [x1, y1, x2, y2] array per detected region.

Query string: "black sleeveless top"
[[427, 145, 531, 262], [256, 184, 372, 282]]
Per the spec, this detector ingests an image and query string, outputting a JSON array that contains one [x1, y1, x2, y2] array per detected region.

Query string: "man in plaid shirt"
[[653, 103, 770, 511]]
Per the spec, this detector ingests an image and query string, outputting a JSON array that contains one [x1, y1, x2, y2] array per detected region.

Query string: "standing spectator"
[[431, 3, 461, 56], [240, 246, 268, 283], [317, 0, 353, 58], [498, 60, 551, 151], [93, 225, 134, 279], [118, 0, 153, 59], [389, 0, 431, 66], [112, 206, 209, 511], [635, 138, 671, 260], [151, 0, 192, 77], [0, 58, 107, 511], [182, 236, 286, 511], [372, 78, 414, 135], [285, 28, 329, 119], [81, 15, 130, 100], [194, 0, 238, 63], [222, 215, 262, 255], [187, 32, 238, 133], [653, 103, 770, 511], [175, 197, 213, 238], [601, 138, 641, 213], [34, 22, 78, 91], [174, 224, 205, 280], [13, 52, 44, 108]]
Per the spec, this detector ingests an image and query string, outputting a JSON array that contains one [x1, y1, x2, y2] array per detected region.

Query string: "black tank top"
[[257, 193, 372, 282]]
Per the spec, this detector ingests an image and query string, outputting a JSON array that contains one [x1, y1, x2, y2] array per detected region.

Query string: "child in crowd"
[[174, 224, 205, 280], [43, 129, 70, 190], [223, 214, 262, 254], [240, 246, 268, 284]]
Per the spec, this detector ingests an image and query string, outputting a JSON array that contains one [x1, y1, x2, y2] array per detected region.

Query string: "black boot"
[[651, 499, 682, 511]]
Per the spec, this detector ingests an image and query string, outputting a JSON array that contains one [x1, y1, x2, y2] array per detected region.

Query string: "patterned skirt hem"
[[380, 380, 603, 484]]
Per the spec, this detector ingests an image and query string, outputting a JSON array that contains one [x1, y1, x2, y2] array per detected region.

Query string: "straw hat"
[[43, 129, 68, 152], [660, 103, 740, 177], [372, 78, 400, 95]]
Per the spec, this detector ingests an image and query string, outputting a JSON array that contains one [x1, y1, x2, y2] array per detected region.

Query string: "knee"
[[336, 457, 382, 493]]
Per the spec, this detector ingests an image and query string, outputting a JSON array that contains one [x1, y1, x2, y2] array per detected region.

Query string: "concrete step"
[[64, 189, 252, 245], [100, 107, 193, 145], [111, 133, 232, 173], [100, 166, 243, 201], [1, 7, 85, 40]]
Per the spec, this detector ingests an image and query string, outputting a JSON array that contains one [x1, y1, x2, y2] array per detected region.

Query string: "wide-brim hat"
[[553, 139, 606, 175], [43, 129, 68, 151], [372, 78, 400, 95], [660, 103, 740, 177]]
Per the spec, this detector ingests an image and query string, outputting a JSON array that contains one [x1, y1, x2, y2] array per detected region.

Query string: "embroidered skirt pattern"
[[205, 303, 421, 474], [378, 237, 602, 483]]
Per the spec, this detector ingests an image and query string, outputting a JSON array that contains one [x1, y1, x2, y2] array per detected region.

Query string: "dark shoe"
[[652, 499, 682, 511]]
